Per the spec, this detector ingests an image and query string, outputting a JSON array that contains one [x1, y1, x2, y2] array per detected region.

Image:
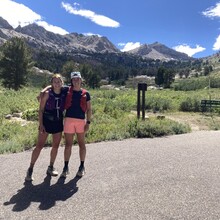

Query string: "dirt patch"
[[146, 112, 220, 131]]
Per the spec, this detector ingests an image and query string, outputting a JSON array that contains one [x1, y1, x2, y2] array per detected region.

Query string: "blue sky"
[[1, 0, 220, 58]]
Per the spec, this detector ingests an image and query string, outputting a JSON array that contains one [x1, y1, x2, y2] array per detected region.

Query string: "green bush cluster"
[[86, 113, 131, 143], [179, 97, 201, 112], [0, 119, 192, 154], [0, 120, 38, 154], [146, 95, 173, 112], [210, 77, 220, 88], [92, 89, 136, 112], [174, 78, 208, 91], [127, 118, 190, 138], [0, 87, 39, 117], [22, 108, 39, 121], [174, 76, 220, 91]]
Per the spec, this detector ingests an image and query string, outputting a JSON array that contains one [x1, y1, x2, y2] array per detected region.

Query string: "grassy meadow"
[[1, 73, 220, 154]]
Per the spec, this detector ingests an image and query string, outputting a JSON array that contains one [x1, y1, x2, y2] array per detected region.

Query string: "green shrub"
[[22, 108, 38, 121], [0, 119, 59, 154], [86, 113, 131, 143], [0, 86, 39, 116], [179, 97, 201, 112], [174, 76, 220, 91], [127, 117, 191, 138], [146, 95, 173, 112], [174, 78, 208, 91], [210, 77, 220, 88], [0, 120, 39, 154]]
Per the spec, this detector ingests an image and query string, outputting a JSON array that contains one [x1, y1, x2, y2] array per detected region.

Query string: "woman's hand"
[[39, 124, 46, 134], [84, 123, 90, 133]]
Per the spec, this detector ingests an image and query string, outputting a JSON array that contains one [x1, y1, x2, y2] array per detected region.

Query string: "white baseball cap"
[[71, 71, 81, 79]]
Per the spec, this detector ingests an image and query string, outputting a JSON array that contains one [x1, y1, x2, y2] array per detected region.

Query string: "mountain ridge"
[[0, 17, 192, 61]]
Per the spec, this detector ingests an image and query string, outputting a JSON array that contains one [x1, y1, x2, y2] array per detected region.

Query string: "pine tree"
[[0, 37, 32, 90], [155, 67, 165, 87], [61, 60, 79, 83], [80, 64, 100, 88], [155, 67, 175, 88]]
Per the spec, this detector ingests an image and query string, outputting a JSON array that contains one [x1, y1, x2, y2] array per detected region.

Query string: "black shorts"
[[43, 117, 63, 134]]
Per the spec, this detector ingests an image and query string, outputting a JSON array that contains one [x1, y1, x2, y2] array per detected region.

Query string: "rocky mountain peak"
[[127, 42, 190, 61], [0, 17, 13, 30]]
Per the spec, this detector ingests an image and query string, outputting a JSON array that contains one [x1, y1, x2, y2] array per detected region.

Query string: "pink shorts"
[[64, 118, 86, 134]]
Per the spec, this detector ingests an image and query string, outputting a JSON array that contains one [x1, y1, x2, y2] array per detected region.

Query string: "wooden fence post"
[[137, 83, 147, 120]]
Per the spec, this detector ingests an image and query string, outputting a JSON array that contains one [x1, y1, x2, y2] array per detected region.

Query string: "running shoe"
[[25, 168, 34, 181], [60, 168, 69, 178], [76, 166, 85, 177], [47, 166, 58, 176]]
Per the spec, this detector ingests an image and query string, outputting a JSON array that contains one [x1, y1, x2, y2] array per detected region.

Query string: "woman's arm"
[[85, 100, 92, 132], [38, 91, 49, 133], [36, 85, 52, 102]]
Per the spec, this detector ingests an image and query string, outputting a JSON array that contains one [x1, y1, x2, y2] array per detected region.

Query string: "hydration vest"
[[45, 89, 66, 112], [64, 86, 87, 112]]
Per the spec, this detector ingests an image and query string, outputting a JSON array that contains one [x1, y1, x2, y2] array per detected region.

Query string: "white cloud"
[[202, 3, 220, 18], [0, 0, 68, 35], [83, 32, 102, 37], [61, 2, 120, 28], [202, 3, 220, 53], [0, 0, 41, 28], [173, 44, 206, 57], [119, 42, 141, 52], [213, 35, 220, 50], [36, 21, 68, 35]]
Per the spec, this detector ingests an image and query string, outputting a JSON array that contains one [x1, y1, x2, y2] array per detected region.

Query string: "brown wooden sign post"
[[137, 83, 147, 120]]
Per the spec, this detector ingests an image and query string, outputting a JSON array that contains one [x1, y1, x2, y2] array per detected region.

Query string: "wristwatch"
[[86, 120, 91, 124]]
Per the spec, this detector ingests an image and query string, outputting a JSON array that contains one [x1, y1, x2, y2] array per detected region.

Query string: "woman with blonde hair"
[[25, 74, 68, 181]]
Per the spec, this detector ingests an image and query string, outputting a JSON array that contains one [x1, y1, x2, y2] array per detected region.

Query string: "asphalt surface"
[[1, 130, 220, 220]]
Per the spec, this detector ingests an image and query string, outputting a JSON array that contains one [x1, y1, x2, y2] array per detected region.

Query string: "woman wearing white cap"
[[61, 71, 92, 178]]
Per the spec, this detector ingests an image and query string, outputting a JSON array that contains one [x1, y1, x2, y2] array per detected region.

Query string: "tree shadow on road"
[[4, 175, 81, 211]]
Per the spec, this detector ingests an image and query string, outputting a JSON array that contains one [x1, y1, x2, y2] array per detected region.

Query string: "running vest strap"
[[45, 89, 66, 112], [64, 87, 87, 112]]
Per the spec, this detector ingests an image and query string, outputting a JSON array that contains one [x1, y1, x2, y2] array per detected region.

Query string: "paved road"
[[1, 130, 220, 220]]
